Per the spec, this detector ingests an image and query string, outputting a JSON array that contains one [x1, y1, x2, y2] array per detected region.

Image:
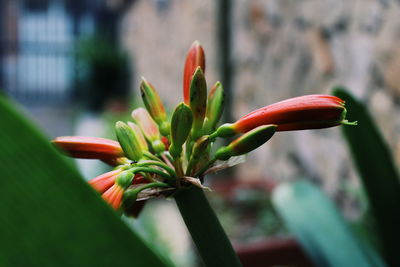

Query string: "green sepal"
[[215, 124, 277, 160], [116, 171, 135, 189], [170, 102, 193, 158], [204, 81, 225, 134], [115, 121, 143, 161], [189, 67, 207, 140]]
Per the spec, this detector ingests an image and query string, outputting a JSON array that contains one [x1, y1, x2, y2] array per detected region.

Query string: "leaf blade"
[[0, 97, 168, 267]]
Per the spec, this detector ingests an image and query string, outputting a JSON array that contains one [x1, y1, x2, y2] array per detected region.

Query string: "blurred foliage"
[[273, 180, 384, 267], [333, 87, 400, 266], [0, 96, 168, 266], [76, 35, 131, 112]]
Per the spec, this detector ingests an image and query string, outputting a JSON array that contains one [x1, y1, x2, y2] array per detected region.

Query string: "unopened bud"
[[102, 184, 124, 210], [189, 67, 207, 139], [52, 136, 123, 159], [169, 102, 193, 158], [183, 40, 205, 104], [128, 122, 148, 152], [215, 125, 277, 161], [232, 95, 353, 133], [132, 108, 165, 153], [186, 135, 210, 175], [115, 121, 143, 161], [116, 171, 135, 189], [204, 81, 225, 134], [140, 78, 170, 136], [89, 169, 121, 193]]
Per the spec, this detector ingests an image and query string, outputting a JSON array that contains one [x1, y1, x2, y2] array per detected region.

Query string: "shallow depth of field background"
[[1, 0, 399, 265]]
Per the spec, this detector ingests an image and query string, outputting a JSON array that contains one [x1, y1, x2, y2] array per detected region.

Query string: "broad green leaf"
[[0, 96, 168, 267], [333, 88, 400, 266], [272, 180, 385, 267]]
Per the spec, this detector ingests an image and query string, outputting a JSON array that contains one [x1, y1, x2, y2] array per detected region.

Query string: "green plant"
[[52, 42, 354, 266], [1, 42, 388, 267]]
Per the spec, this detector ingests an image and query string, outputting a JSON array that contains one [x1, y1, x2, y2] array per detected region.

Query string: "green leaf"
[[0, 96, 168, 267], [272, 180, 385, 267], [333, 87, 400, 266]]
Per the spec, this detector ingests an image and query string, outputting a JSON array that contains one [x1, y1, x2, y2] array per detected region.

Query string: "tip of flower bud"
[[210, 123, 237, 140], [102, 184, 124, 210], [140, 77, 168, 134], [189, 67, 207, 137], [183, 41, 206, 104], [115, 121, 143, 161], [152, 139, 166, 154], [132, 108, 161, 142], [215, 125, 277, 161], [52, 136, 123, 159], [170, 102, 193, 158]]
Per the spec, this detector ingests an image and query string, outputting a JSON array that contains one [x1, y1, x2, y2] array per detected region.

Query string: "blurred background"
[[1, 0, 399, 265]]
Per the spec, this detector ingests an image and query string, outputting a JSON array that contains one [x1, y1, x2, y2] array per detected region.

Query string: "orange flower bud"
[[88, 169, 122, 193], [52, 136, 123, 159], [102, 184, 124, 210], [183, 40, 205, 104], [213, 95, 353, 138]]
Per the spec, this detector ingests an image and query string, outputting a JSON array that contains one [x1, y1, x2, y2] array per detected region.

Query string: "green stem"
[[209, 131, 219, 141], [174, 187, 242, 267], [143, 151, 162, 162], [130, 166, 173, 181], [173, 157, 184, 178], [137, 160, 176, 177], [134, 182, 170, 193]]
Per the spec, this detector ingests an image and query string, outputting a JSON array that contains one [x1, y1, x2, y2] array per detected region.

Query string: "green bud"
[[189, 67, 207, 139], [140, 78, 170, 136], [132, 108, 165, 153], [128, 122, 148, 152], [115, 121, 143, 161], [204, 81, 224, 134], [169, 103, 193, 158], [210, 123, 237, 140], [116, 171, 134, 189], [151, 140, 166, 154], [215, 124, 277, 160], [132, 108, 161, 142], [186, 135, 210, 175]]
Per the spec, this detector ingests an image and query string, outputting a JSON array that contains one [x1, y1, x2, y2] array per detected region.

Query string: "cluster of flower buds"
[[53, 41, 355, 215]]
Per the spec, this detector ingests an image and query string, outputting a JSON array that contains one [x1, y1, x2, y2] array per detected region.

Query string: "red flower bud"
[[102, 184, 124, 210], [89, 169, 122, 193], [183, 41, 205, 104], [52, 136, 123, 159], [213, 95, 353, 138]]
